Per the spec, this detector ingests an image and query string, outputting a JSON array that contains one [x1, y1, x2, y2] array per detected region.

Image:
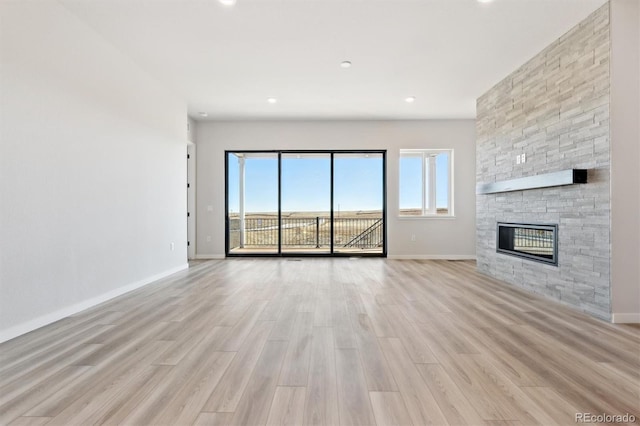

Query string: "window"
[[399, 149, 453, 216]]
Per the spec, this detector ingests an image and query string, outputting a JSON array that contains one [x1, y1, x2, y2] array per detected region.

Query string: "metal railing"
[[341, 219, 383, 248], [228, 216, 383, 249]]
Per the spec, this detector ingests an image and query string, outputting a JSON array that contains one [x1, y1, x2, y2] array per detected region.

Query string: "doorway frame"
[[225, 149, 387, 258], [187, 142, 196, 260]]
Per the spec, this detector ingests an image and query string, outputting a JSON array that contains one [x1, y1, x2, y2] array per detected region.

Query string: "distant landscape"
[[228, 210, 383, 249], [400, 208, 450, 216], [229, 210, 383, 220]]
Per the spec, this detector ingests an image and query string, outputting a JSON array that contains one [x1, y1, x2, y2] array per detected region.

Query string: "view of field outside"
[[227, 211, 383, 252], [226, 151, 451, 252], [227, 152, 384, 252]]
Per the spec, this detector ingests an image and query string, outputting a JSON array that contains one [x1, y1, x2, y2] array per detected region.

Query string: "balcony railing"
[[228, 217, 383, 249]]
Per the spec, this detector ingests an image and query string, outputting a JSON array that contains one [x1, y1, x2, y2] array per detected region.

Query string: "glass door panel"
[[227, 152, 279, 254], [333, 153, 384, 254], [281, 153, 331, 254]]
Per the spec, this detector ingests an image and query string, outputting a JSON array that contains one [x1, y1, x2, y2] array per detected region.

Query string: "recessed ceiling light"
[[219, 0, 236, 6], [267, 97, 278, 104], [340, 61, 352, 69], [198, 112, 208, 117], [405, 96, 416, 103], [477, 0, 493, 3]]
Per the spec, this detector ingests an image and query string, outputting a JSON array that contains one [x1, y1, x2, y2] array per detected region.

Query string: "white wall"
[[610, 0, 640, 322], [195, 120, 476, 259], [0, 1, 188, 341], [188, 117, 198, 144]]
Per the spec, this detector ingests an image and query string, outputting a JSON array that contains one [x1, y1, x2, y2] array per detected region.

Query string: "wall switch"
[[206, 236, 212, 242], [170, 242, 175, 251], [521, 153, 526, 163], [207, 205, 213, 212], [516, 154, 521, 164]]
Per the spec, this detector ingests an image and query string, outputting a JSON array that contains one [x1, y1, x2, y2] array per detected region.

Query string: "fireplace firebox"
[[497, 223, 558, 265]]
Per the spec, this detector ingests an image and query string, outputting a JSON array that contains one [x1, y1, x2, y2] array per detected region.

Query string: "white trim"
[[611, 313, 640, 323], [448, 149, 455, 216], [397, 215, 456, 220], [187, 143, 196, 260], [0, 263, 189, 344], [400, 148, 452, 155], [427, 154, 436, 214], [195, 254, 226, 259], [387, 254, 476, 260]]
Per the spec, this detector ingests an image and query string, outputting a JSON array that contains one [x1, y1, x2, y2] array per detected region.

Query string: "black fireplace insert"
[[497, 222, 558, 265]]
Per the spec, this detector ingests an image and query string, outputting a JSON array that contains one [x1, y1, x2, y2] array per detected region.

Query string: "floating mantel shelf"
[[477, 169, 588, 194]]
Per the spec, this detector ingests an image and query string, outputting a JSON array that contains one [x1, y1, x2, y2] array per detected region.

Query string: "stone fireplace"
[[476, 4, 611, 320]]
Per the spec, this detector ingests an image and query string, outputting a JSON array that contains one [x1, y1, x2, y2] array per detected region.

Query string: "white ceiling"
[[59, 0, 608, 120]]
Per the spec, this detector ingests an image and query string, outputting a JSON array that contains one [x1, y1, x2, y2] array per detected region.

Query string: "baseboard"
[[611, 313, 640, 323], [0, 263, 189, 344], [387, 254, 477, 260], [194, 253, 477, 261], [195, 254, 225, 260]]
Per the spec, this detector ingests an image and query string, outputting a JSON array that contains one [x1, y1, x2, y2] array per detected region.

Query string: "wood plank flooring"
[[1, 258, 639, 425]]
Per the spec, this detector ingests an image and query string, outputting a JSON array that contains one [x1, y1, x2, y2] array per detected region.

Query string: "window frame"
[[398, 148, 454, 218], [224, 149, 388, 257]]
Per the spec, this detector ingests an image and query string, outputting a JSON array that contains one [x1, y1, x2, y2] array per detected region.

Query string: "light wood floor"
[[1, 259, 639, 426]]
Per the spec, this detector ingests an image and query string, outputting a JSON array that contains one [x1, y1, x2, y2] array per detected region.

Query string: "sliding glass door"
[[333, 153, 384, 254], [281, 153, 331, 254], [226, 150, 386, 257]]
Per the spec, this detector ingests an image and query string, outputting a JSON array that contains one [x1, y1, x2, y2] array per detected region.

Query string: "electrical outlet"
[[170, 242, 175, 251], [516, 154, 521, 165], [411, 234, 416, 242], [521, 153, 526, 163]]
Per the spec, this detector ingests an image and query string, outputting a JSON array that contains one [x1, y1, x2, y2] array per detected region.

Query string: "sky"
[[227, 152, 449, 213]]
